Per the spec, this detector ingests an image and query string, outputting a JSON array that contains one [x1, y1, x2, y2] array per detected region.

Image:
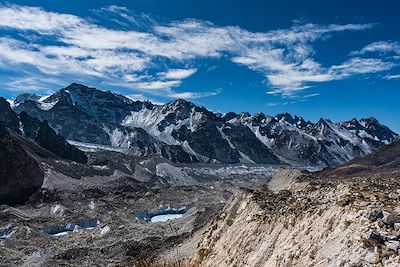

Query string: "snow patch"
[[150, 213, 183, 223], [0, 229, 16, 240], [38, 100, 58, 111]]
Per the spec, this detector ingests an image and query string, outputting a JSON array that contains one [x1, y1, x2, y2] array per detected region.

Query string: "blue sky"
[[0, 0, 399, 131]]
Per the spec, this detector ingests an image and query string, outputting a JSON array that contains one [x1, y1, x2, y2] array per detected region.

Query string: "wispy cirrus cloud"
[[0, 4, 397, 100], [161, 68, 197, 80], [354, 41, 400, 55], [168, 88, 221, 100], [384, 74, 400, 80]]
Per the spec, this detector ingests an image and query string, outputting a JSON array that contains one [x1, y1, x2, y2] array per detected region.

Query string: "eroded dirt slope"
[[195, 169, 400, 267]]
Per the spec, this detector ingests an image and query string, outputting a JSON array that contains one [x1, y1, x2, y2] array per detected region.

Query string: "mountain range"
[[3, 83, 399, 167]]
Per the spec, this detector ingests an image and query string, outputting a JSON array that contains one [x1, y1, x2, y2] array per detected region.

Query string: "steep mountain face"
[[321, 140, 400, 177], [12, 83, 399, 167], [0, 97, 20, 133], [0, 124, 44, 204], [20, 112, 88, 164], [0, 99, 87, 164], [235, 113, 398, 166]]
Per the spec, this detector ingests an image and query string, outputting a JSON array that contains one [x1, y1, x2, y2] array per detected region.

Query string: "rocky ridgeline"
[[195, 169, 400, 266], [11, 83, 399, 167]]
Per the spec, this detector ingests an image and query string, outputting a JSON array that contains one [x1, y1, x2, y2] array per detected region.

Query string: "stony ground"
[[0, 152, 278, 267]]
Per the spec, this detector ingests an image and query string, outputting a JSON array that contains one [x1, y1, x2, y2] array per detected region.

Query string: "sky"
[[0, 0, 399, 131]]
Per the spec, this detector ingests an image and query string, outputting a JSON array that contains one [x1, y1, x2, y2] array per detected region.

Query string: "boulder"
[[385, 240, 400, 251], [389, 192, 399, 200], [369, 209, 384, 222], [365, 248, 380, 264], [382, 214, 400, 227]]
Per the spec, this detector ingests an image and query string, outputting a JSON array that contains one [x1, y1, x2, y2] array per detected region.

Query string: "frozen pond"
[[150, 213, 183, 223], [43, 219, 99, 237], [137, 206, 188, 223], [43, 224, 76, 237], [79, 219, 99, 230], [0, 229, 15, 240]]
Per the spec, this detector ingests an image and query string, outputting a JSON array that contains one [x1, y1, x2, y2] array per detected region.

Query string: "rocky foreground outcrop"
[[0, 124, 44, 204], [195, 169, 400, 266]]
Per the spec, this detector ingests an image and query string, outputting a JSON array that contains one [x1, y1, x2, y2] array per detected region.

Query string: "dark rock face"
[[14, 91, 111, 145], [45, 83, 144, 124], [41, 96, 111, 145], [359, 118, 398, 143], [35, 121, 88, 164], [0, 97, 20, 133], [110, 126, 196, 163], [221, 124, 280, 164], [20, 111, 88, 164], [19, 111, 41, 139], [172, 123, 241, 164], [0, 124, 44, 204]]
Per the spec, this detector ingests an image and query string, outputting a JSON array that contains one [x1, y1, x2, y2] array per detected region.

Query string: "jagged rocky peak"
[[163, 99, 196, 115], [308, 118, 338, 136], [172, 98, 194, 108], [275, 112, 310, 129], [15, 93, 41, 104], [251, 112, 267, 122], [47, 83, 132, 105], [341, 118, 363, 130], [276, 112, 295, 122], [235, 112, 252, 122], [223, 111, 239, 122], [359, 117, 399, 143], [339, 117, 399, 144], [241, 112, 273, 126]]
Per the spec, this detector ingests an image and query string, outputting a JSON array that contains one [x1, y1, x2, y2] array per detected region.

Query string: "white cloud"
[[161, 68, 197, 80], [5, 76, 62, 91], [330, 57, 395, 77], [133, 80, 182, 90], [355, 41, 400, 55], [92, 5, 158, 30], [0, 4, 82, 33], [168, 89, 221, 100], [384, 74, 400, 80], [0, 4, 396, 98], [302, 93, 320, 98], [266, 102, 289, 107]]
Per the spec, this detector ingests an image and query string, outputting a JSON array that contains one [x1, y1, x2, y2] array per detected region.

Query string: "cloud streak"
[[355, 41, 400, 55], [0, 4, 397, 99]]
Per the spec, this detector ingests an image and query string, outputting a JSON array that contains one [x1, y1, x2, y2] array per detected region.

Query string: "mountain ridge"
[[10, 83, 399, 167]]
